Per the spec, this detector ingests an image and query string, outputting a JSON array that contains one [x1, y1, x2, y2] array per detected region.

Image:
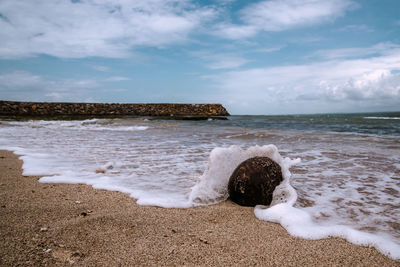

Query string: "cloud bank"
[[206, 43, 400, 114], [0, 0, 358, 58], [0, 0, 216, 58], [214, 0, 357, 39], [0, 71, 130, 102]]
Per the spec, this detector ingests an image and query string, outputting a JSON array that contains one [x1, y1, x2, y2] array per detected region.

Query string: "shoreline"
[[0, 150, 398, 266]]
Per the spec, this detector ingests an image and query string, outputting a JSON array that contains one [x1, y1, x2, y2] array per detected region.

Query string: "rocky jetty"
[[228, 157, 283, 207], [0, 101, 229, 118]]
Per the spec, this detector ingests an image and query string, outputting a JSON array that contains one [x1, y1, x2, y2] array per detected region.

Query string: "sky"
[[0, 0, 399, 115]]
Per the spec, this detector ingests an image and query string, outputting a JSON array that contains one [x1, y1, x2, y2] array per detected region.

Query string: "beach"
[[1, 0, 399, 264], [1, 150, 398, 266]]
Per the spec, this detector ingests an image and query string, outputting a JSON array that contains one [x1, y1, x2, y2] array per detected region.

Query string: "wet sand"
[[0, 150, 398, 266]]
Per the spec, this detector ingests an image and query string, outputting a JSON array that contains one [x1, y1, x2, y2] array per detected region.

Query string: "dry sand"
[[0, 150, 398, 266]]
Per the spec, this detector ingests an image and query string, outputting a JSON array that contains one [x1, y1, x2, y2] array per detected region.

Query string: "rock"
[[228, 156, 283, 207], [71, 251, 83, 258], [0, 100, 230, 117], [199, 238, 209, 244]]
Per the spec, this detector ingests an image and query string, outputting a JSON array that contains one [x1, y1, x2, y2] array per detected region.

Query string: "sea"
[[0, 112, 399, 260]]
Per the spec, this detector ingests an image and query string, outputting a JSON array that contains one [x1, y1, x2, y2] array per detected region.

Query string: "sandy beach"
[[0, 150, 398, 266]]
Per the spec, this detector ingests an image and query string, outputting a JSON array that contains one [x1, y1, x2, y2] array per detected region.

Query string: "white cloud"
[[0, 71, 99, 102], [192, 51, 249, 69], [0, 0, 217, 59], [252, 46, 285, 53], [319, 69, 400, 101], [0, 0, 360, 58], [205, 43, 400, 114], [336, 24, 373, 32], [91, 65, 110, 72], [309, 42, 400, 60], [213, 24, 258, 40], [243, 0, 356, 31], [104, 76, 130, 82], [214, 0, 357, 39]]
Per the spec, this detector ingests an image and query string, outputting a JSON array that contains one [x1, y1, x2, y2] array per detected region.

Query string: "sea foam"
[[191, 145, 400, 260], [255, 204, 400, 260], [189, 145, 300, 206], [364, 116, 400, 120]]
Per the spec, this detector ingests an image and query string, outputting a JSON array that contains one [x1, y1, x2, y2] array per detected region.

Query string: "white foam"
[[90, 125, 149, 131], [80, 118, 99, 125], [254, 204, 400, 260], [364, 116, 400, 120], [3, 119, 149, 132], [189, 145, 301, 206], [190, 144, 400, 260]]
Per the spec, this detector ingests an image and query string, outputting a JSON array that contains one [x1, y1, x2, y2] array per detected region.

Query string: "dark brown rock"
[[0, 101, 230, 117], [228, 157, 283, 207]]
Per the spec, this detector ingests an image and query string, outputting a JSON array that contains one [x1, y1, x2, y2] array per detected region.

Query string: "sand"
[[0, 150, 398, 266]]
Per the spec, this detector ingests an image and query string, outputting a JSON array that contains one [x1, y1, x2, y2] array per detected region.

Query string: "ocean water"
[[0, 112, 399, 259]]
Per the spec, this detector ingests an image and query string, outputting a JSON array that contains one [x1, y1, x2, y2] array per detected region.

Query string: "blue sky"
[[0, 0, 399, 115]]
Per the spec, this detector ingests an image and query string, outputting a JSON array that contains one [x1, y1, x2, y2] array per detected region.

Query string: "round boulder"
[[228, 156, 283, 207]]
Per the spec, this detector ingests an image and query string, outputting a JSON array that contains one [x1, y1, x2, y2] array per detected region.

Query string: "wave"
[[2, 119, 149, 131], [364, 116, 400, 120], [92, 126, 149, 131], [189, 145, 300, 206]]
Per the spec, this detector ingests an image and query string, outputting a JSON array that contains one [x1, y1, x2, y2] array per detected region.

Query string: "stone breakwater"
[[0, 101, 230, 117]]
